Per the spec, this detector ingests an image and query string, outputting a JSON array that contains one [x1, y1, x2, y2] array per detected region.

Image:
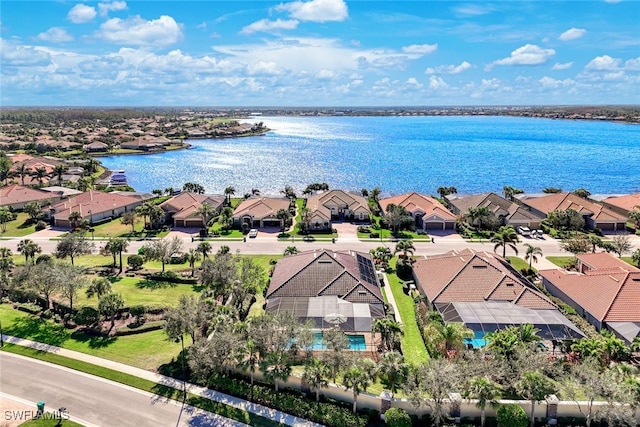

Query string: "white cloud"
[[585, 55, 620, 71], [98, 1, 127, 16], [36, 27, 73, 43], [316, 69, 336, 79], [551, 62, 573, 70], [406, 77, 423, 88], [428, 76, 448, 90], [604, 0, 621, 3], [68, 4, 97, 24], [275, 0, 348, 23], [0, 39, 52, 67], [539, 76, 574, 88], [240, 19, 299, 35], [425, 61, 471, 74], [452, 4, 495, 16], [559, 28, 586, 41], [402, 44, 438, 55], [247, 61, 284, 75], [625, 57, 640, 71], [492, 44, 555, 66], [96, 15, 183, 47]]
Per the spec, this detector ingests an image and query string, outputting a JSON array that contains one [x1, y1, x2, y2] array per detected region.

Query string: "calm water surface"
[[99, 116, 640, 196]]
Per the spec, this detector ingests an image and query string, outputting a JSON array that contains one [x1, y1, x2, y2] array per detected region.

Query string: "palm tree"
[[283, 246, 298, 256], [251, 188, 261, 197], [104, 237, 129, 273], [31, 166, 48, 187], [516, 324, 541, 344], [17, 239, 41, 264], [0, 208, 12, 233], [68, 211, 82, 230], [77, 176, 94, 192], [98, 292, 125, 332], [51, 164, 67, 184], [195, 202, 216, 229], [224, 186, 236, 206], [462, 377, 502, 427], [524, 244, 543, 269], [491, 225, 520, 258], [370, 246, 392, 270], [148, 205, 165, 230], [302, 358, 330, 402], [86, 277, 112, 299], [377, 351, 409, 398], [15, 163, 30, 186], [372, 317, 403, 352], [135, 203, 152, 229], [186, 248, 201, 277], [196, 241, 212, 261], [393, 239, 415, 260], [429, 322, 473, 357], [342, 358, 377, 413]]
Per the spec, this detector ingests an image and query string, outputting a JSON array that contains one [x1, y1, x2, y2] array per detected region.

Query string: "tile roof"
[[412, 248, 556, 310], [602, 193, 640, 214], [540, 263, 640, 322], [0, 184, 55, 206], [448, 192, 542, 222], [577, 253, 640, 272], [49, 190, 140, 220], [159, 192, 224, 219], [267, 249, 383, 305], [521, 192, 627, 222], [233, 197, 290, 220], [379, 192, 456, 221], [306, 190, 370, 218]]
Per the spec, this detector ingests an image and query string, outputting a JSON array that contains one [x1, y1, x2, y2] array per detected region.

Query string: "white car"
[[248, 229, 258, 238], [517, 226, 531, 237]]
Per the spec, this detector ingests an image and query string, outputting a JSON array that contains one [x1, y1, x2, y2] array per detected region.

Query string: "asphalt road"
[[0, 352, 248, 427]]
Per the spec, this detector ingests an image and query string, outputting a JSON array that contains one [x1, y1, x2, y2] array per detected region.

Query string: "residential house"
[[540, 253, 640, 343], [412, 249, 583, 342], [232, 197, 291, 229], [379, 192, 456, 230], [305, 190, 370, 231], [518, 192, 627, 231], [265, 249, 385, 333], [600, 193, 640, 217], [160, 192, 225, 228], [83, 141, 109, 152], [47, 190, 142, 228], [447, 192, 543, 229], [0, 184, 61, 210]]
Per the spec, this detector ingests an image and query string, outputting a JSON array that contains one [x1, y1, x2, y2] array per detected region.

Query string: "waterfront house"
[[447, 192, 543, 229], [47, 190, 142, 228], [412, 249, 583, 343], [379, 192, 456, 231], [600, 192, 640, 217], [305, 190, 370, 231], [159, 192, 225, 228], [0, 184, 61, 210], [517, 192, 627, 231], [265, 249, 385, 335], [232, 197, 291, 229], [83, 141, 109, 152], [540, 253, 640, 343]]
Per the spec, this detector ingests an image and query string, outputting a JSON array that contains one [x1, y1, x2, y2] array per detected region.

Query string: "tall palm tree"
[[196, 241, 212, 261], [251, 188, 261, 197], [377, 351, 409, 398], [491, 225, 520, 258], [342, 358, 377, 413], [68, 211, 82, 230], [31, 166, 48, 187], [370, 246, 392, 270], [15, 163, 30, 186], [224, 186, 236, 206], [195, 202, 216, 228], [135, 203, 152, 229], [186, 248, 201, 277], [148, 205, 165, 230], [463, 377, 502, 427], [17, 239, 41, 264], [51, 164, 68, 184], [524, 243, 543, 269], [86, 277, 112, 299], [302, 358, 330, 402], [393, 239, 415, 260], [372, 317, 403, 352]]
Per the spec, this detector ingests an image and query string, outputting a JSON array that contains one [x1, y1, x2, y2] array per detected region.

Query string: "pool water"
[[311, 332, 366, 351]]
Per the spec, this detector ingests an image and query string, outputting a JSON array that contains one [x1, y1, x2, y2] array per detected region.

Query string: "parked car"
[[536, 229, 544, 238], [248, 229, 258, 238], [516, 226, 531, 237]]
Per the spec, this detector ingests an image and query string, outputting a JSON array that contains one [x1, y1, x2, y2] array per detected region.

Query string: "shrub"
[[127, 254, 144, 269], [75, 306, 100, 327], [496, 404, 527, 427], [16, 302, 42, 315], [357, 226, 371, 234], [41, 309, 53, 319], [370, 232, 380, 239], [35, 220, 48, 231], [130, 305, 147, 323], [384, 408, 412, 427], [116, 320, 165, 336], [35, 254, 53, 265]]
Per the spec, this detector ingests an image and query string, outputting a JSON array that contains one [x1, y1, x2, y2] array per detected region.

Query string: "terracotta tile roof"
[[159, 192, 224, 218], [448, 192, 542, 222], [413, 248, 555, 310], [233, 197, 290, 220], [521, 193, 626, 222], [0, 184, 55, 206], [49, 190, 140, 220], [267, 249, 383, 304], [577, 253, 640, 272], [540, 266, 640, 322], [379, 192, 456, 221], [306, 190, 370, 218], [602, 193, 640, 214]]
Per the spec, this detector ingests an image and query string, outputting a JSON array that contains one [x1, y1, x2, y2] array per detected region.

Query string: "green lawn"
[[91, 218, 170, 239], [386, 260, 429, 365], [75, 276, 200, 310], [19, 420, 84, 427], [0, 304, 181, 369], [2, 344, 277, 427], [1, 212, 38, 237], [546, 256, 576, 268], [506, 256, 535, 272], [245, 255, 281, 318]]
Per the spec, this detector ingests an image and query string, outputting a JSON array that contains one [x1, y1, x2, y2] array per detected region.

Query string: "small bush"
[[41, 309, 53, 319], [370, 232, 380, 239], [35, 254, 53, 265], [384, 408, 412, 427], [127, 254, 144, 269], [16, 302, 42, 315], [35, 220, 48, 231], [496, 404, 527, 427], [116, 320, 164, 336]]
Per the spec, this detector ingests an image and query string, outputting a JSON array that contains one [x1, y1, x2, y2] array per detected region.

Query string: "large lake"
[[99, 115, 640, 196]]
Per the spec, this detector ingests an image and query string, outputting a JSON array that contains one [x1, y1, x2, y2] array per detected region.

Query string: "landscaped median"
[[0, 337, 313, 427]]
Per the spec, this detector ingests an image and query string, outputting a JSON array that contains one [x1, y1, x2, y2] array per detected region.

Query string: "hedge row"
[[115, 320, 165, 336]]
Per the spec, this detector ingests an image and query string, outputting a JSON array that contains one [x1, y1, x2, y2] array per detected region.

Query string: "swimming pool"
[[311, 332, 367, 351]]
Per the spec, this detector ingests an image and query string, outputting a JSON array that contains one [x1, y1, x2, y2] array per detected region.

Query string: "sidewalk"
[[0, 335, 323, 427]]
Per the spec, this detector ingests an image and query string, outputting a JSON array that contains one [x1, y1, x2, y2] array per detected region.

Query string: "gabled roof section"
[[413, 248, 554, 309], [0, 184, 55, 206], [379, 192, 456, 221], [306, 190, 370, 216], [49, 190, 140, 220], [448, 192, 542, 222], [602, 193, 640, 214], [233, 197, 290, 220], [577, 253, 640, 272], [267, 249, 383, 303], [160, 192, 224, 214], [521, 192, 626, 221]]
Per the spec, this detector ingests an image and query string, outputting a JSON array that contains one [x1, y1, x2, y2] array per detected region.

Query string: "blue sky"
[[1, 0, 639, 106]]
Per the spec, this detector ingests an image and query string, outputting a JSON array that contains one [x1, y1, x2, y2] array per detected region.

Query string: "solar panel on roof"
[[356, 253, 378, 285]]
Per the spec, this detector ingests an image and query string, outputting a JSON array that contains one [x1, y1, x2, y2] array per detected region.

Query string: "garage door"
[[425, 222, 444, 230], [263, 219, 281, 227]]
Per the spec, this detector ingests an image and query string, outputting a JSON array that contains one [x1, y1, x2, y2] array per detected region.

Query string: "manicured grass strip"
[[386, 262, 428, 365], [1, 344, 280, 427], [19, 420, 85, 426], [546, 256, 575, 268], [506, 256, 535, 272]]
